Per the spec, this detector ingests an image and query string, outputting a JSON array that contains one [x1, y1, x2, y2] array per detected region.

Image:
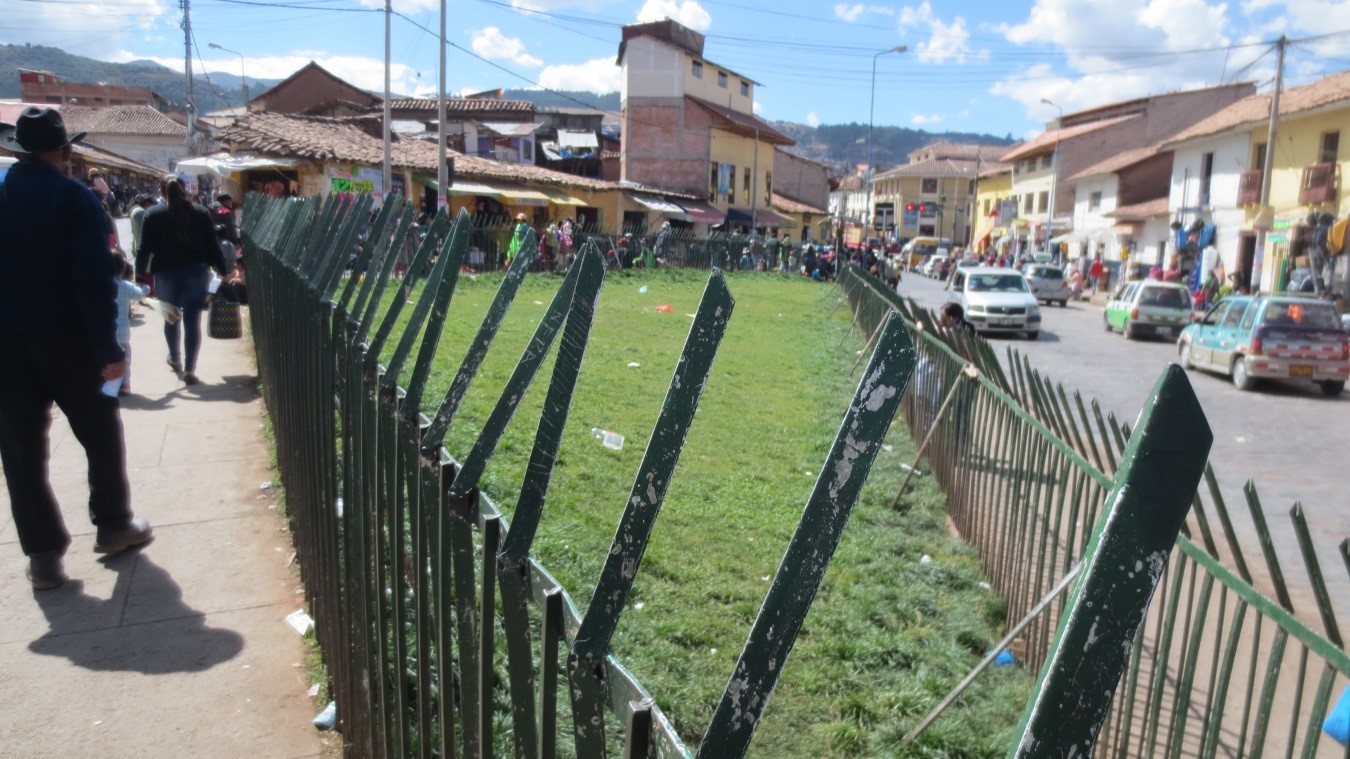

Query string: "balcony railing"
[[1298, 162, 1338, 205], [1237, 169, 1263, 206]]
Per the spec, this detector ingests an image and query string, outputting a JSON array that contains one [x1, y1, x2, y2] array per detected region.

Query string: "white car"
[[946, 266, 1043, 339], [922, 255, 949, 277]]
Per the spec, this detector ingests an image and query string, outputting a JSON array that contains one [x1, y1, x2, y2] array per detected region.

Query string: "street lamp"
[[865, 45, 907, 237], [1040, 98, 1063, 260], [209, 42, 249, 110]]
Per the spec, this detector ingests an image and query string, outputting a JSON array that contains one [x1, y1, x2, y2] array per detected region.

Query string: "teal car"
[[1103, 281, 1192, 339], [1177, 294, 1349, 396]]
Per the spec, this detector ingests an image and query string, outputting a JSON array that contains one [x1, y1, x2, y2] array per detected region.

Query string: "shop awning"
[[628, 193, 686, 214], [496, 186, 551, 206], [542, 188, 588, 206], [676, 200, 726, 226], [725, 208, 793, 228], [173, 152, 302, 177]]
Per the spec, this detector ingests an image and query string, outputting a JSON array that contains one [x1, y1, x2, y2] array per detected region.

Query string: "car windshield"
[[1139, 286, 1190, 309], [1028, 266, 1063, 280], [969, 274, 1029, 292], [1261, 301, 1341, 329]]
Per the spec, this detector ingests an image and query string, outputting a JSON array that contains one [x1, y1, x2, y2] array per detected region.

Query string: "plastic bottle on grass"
[[590, 428, 625, 451]]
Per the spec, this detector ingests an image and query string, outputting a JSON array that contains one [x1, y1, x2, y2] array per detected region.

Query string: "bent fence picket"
[[242, 192, 929, 757], [837, 264, 1350, 758]]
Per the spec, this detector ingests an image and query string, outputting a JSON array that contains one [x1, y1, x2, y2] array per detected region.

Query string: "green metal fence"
[[837, 264, 1350, 758], [241, 192, 932, 757]]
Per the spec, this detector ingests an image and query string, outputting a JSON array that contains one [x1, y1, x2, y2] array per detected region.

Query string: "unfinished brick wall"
[[622, 99, 711, 197]]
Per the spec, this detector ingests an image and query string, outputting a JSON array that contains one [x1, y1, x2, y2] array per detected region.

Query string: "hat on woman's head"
[[515, 212, 527, 221], [0, 107, 86, 154]]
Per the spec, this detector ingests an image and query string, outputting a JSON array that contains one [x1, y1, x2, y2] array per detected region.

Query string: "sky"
[[3, 0, 1350, 139]]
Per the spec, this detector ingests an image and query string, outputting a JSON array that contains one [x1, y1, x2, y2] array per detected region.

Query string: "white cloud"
[[120, 53, 422, 97], [635, 0, 712, 31], [537, 57, 623, 92], [911, 113, 941, 125], [992, 0, 1265, 122], [834, 3, 865, 22], [509, 0, 610, 10], [806, 111, 821, 127], [353, 0, 440, 12], [896, 2, 987, 64], [471, 27, 542, 68], [27, 0, 169, 58]]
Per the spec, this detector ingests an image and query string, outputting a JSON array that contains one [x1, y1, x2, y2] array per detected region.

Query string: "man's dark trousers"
[[0, 331, 132, 556]]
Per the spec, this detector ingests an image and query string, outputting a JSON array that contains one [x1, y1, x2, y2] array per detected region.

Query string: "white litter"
[[627, 362, 641, 368], [313, 701, 337, 731], [307, 683, 321, 698], [920, 555, 933, 564], [336, 497, 344, 517], [259, 481, 273, 490], [285, 609, 315, 635], [633, 602, 645, 610]]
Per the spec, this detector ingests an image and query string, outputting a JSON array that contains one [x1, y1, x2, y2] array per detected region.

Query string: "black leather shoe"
[[27, 551, 67, 590], [94, 518, 154, 555]]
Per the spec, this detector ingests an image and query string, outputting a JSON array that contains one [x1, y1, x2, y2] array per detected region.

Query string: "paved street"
[[892, 269, 1349, 623]]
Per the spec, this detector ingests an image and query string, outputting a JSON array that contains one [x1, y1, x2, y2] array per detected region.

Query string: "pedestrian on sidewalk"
[[0, 108, 153, 590], [137, 176, 230, 386], [114, 257, 149, 395]]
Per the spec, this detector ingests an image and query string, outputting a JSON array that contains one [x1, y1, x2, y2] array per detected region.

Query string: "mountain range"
[[2, 45, 1016, 173]]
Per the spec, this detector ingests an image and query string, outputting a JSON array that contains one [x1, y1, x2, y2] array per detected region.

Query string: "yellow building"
[[972, 165, 1014, 252], [871, 143, 1005, 246]]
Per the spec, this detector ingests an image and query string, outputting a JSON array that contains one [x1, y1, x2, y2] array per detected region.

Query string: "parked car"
[[1025, 264, 1071, 307], [922, 255, 949, 278], [946, 266, 1042, 339], [1104, 281, 1193, 339], [1177, 294, 1349, 396]]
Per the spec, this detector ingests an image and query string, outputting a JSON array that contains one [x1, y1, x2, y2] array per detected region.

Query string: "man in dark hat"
[[0, 107, 152, 590]]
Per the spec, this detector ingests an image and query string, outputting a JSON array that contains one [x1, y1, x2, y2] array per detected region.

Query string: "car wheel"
[[1059, 300, 1068, 307], [1320, 381, 1345, 397], [1123, 322, 1136, 340], [1103, 315, 1112, 332], [1179, 341, 1194, 370], [1026, 331, 1039, 340], [1231, 356, 1254, 391]]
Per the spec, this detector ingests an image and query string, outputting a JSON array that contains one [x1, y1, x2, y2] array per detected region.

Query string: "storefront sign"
[[329, 166, 383, 197]]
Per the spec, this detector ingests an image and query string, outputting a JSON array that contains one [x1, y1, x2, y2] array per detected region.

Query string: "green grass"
[[372, 267, 1030, 757]]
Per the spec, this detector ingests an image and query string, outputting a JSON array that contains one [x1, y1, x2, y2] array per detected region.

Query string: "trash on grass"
[[638, 285, 648, 294], [992, 650, 1017, 667], [591, 427, 625, 451], [655, 304, 674, 313], [260, 481, 273, 490], [313, 701, 337, 731], [307, 683, 321, 698], [285, 609, 315, 636], [920, 554, 933, 564], [627, 362, 641, 368]]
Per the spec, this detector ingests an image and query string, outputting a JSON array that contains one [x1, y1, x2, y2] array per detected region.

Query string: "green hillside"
[[0, 43, 264, 114]]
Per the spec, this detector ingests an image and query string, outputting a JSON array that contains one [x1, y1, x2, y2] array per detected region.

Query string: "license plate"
[[995, 318, 1015, 326], [1290, 365, 1314, 377]]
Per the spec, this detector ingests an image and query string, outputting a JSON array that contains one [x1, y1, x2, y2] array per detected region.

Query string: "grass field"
[[375, 266, 1031, 756]]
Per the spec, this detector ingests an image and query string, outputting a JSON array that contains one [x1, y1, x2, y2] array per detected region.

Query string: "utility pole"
[[436, 0, 447, 209], [1253, 35, 1287, 293], [182, 0, 196, 155], [381, 0, 393, 197]]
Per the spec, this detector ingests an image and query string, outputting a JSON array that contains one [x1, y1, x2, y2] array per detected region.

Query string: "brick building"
[[618, 18, 793, 230], [19, 69, 170, 111]]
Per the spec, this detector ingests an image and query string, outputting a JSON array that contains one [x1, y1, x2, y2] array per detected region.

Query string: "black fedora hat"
[[0, 107, 86, 154]]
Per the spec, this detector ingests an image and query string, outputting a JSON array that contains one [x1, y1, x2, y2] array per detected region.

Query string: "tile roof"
[[217, 112, 613, 190], [686, 96, 794, 146], [999, 115, 1139, 162], [1164, 70, 1350, 147], [833, 175, 863, 191], [73, 141, 163, 177], [252, 61, 379, 108], [387, 98, 534, 114], [772, 192, 827, 215], [1104, 196, 1170, 220], [908, 142, 1011, 162], [59, 105, 187, 137], [874, 156, 985, 179], [1068, 145, 1159, 181]]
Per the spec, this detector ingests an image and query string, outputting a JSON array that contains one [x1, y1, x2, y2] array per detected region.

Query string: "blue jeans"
[[155, 265, 210, 373]]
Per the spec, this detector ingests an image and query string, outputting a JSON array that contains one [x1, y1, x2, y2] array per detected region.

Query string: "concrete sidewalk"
[[0, 303, 329, 758]]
